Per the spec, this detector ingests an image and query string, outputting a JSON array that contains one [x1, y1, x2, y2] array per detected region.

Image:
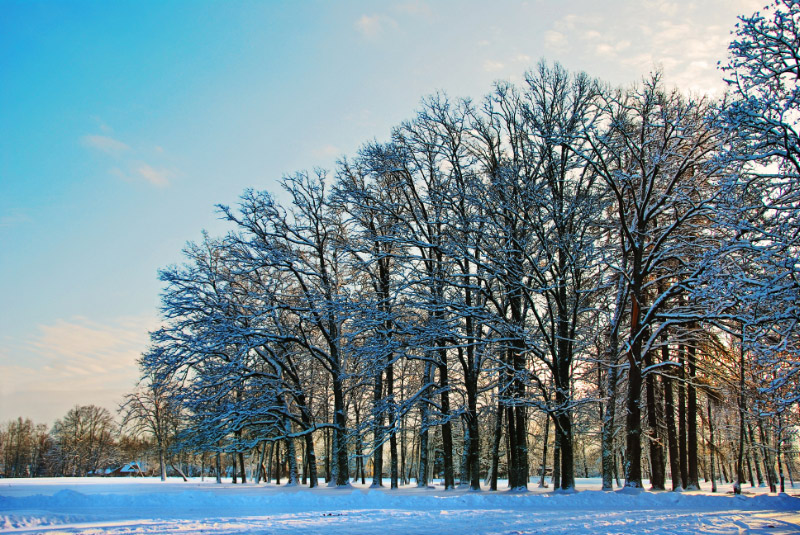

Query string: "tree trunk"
[[387, 362, 399, 489], [677, 352, 688, 490], [602, 353, 619, 490], [662, 345, 680, 491], [332, 370, 350, 486], [439, 358, 455, 490], [158, 440, 167, 482], [644, 347, 665, 490], [758, 420, 777, 492], [624, 294, 644, 489], [286, 436, 299, 486], [540, 414, 550, 488], [707, 399, 717, 492], [238, 450, 247, 484], [257, 442, 267, 484], [686, 343, 700, 490], [266, 441, 274, 483], [274, 440, 281, 485], [231, 453, 238, 484], [749, 423, 765, 486], [553, 428, 561, 489], [735, 327, 746, 494], [515, 404, 529, 489], [777, 415, 785, 493], [371, 370, 384, 487], [417, 361, 433, 488], [460, 418, 470, 487], [625, 349, 644, 488], [465, 371, 481, 491], [506, 405, 518, 488], [490, 398, 503, 491]]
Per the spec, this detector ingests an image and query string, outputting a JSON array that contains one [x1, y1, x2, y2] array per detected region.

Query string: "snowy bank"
[[2, 477, 799, 534]]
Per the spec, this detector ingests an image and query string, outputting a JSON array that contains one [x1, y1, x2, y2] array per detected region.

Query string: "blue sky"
[[0, 0, 761, 424]]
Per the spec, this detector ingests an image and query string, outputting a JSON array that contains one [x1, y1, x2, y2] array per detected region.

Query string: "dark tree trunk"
[[735, 328, 746, 494], [678, 345, 688, 489], [286, 436, 299, 486], [644, 347, 665, 490], [417, 361, 433, 488], [298, 403, 318, 488], [266, 441, 274, 482], [506, 404, 519, 488], [662, 343, 680, 491], [556, 410, 573, 490], [624, 293, 644, 489], [332, 370, 350, 486], [555, 287, 573, 491], [602, 346, 619, 490], [758, 420, 777, 492], [387, 362, 399, 489], [746, 450, 755, 487], [439, 358, 455, 490], [686, 343, 700, 490], [354, 404, 365, 484], [749, 423, 765, 486], [490, 398, 503, 491], [625, 341, 644, 488], [553, 428, 561, 489], [232, 453, 238, 484], [238, 451, 247, 484], [555, 358, 574, 490], [540, 414, 550, 488], [274, 441, 281, 485], [371, 370, 384, 487], [707, 399, 717, 492], [514, 405, 528, 489], [257, 443, 267, 484]]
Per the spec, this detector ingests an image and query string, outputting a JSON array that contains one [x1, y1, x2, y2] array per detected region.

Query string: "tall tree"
[[585, 74, 726, 488]]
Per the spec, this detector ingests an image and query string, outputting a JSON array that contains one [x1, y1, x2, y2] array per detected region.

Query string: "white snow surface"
[[1, 477, 798, 534]]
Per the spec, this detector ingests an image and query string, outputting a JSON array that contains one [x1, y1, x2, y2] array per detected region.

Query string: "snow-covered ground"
[[1, 477, 798, 534]]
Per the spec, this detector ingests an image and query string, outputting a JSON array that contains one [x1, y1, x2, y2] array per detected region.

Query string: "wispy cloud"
[[394, 1, 433, 19], [544, 30, 568, 51], [354, 14, 397, 39], [81, 128, 176, 188], [483, 60, 505, 73], [136, 163, 171, 187], [82, 134, 130, 155], [0, 314, 157, 422], [0, 211, 31, 229], [314, 144, 341, 158]]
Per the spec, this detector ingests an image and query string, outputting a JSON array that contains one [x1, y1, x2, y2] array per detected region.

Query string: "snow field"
[[1, 477, 799, 534]]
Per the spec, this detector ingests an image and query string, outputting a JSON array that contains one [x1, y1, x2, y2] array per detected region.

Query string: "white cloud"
[[0, 315, 157, 423], [483, 60, 505, 73], [394, 1, 433, 19], [314, 144, 341, 158], [544, 30, 568, 51], [82, 135, 130, 155], [110, 164, 172, 188], [136, 164, 171, 187], [583, 30, 603, 41], [81, 128, 178, 188], [355, 14, 397, 38]]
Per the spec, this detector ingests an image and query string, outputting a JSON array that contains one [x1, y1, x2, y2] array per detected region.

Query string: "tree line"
[[138, 0, 800, 492], [4, 1, 797, 491], [1, 406, 145, 478]]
